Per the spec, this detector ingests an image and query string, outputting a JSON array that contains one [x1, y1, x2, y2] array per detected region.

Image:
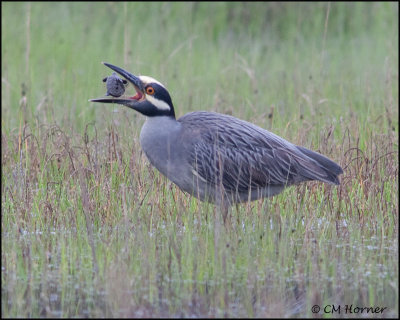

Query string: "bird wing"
[[179, 111, 337, 192]]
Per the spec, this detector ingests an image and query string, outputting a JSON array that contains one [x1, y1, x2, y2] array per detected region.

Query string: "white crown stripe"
[[139, 76, 166, 89]]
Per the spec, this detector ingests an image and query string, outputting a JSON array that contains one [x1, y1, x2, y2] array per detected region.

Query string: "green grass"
[[2, 2, 398, 318]]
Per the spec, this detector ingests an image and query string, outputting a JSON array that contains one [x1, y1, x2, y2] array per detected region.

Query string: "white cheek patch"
[[146, 95, 171, 111]]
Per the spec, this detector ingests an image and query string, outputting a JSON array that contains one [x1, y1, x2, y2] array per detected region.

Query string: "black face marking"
[[132, 82, 175, 118], [135, 101, 175, 118], [150, 83, 174, 109], [103, 72, 127, 97]]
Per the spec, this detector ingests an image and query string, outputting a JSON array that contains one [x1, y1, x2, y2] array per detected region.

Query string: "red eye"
[[146, 86, 155, 95]]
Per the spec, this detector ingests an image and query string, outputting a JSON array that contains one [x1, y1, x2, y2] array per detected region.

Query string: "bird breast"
[[139, 116, 183, 179]]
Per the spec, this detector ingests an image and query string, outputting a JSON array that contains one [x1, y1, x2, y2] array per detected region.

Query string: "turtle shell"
[[103, 72, 128, 97]]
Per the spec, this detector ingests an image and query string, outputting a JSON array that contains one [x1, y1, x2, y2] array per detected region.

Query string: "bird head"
[[90, 62, 175, 118]]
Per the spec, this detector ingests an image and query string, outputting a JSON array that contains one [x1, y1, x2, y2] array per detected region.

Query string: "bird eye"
[[146, 86, 155, 95]]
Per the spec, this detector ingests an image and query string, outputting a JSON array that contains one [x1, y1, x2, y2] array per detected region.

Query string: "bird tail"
[[296, 146, 343, 185]]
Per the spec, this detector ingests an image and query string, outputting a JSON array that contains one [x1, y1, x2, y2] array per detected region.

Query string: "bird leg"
[[218, 202, 230, 225]]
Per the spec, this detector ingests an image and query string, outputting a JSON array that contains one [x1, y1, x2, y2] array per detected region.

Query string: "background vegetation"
[[2, 2, 398, 317]]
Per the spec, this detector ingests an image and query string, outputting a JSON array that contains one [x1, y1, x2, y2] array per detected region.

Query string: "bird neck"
[[140, 115, 181, 150], [144, 114, 178, 126]]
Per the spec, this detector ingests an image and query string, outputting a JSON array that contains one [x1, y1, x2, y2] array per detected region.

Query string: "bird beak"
[[89, 62, 144, 105]]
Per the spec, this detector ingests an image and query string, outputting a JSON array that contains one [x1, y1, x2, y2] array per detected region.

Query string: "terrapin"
[[103, 72, 128, 97]]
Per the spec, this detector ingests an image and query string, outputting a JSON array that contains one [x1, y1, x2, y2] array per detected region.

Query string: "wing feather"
[[179, 111, 341, 192]]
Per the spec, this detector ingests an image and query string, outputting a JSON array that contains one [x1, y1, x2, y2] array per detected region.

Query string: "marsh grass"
[[2, 2, 398, 318]]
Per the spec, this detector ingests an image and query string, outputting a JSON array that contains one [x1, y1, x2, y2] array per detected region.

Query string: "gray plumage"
[[140, 112, 343, 206]]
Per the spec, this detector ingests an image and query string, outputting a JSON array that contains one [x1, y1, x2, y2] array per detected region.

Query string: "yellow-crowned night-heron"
[[90, 62, 343, 212]]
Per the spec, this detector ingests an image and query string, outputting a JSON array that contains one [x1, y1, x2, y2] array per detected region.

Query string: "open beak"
[[89, 62, 144, 104]]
